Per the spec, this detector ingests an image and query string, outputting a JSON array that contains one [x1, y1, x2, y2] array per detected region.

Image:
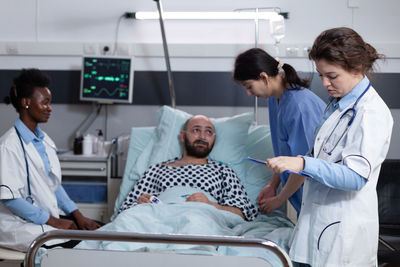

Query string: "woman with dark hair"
[[233, 48, 325, 216], [266, 27, 393, 266], [0, 69, 100, 251]]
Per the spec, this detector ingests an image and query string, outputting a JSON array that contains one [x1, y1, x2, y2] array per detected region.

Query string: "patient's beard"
[[184, 138, 214, 158]]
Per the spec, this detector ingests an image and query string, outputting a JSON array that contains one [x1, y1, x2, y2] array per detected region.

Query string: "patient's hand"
[[186, 192, 212, 205], [258, 184, 277, 204], [137, 193, 152, 204], [187, 192, 245, 219], [259, 195, 285, 214]]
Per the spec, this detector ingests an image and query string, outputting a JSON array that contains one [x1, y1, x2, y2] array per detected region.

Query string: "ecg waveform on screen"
[[81, 58, 132, 102], [92, 87, 128, 98]]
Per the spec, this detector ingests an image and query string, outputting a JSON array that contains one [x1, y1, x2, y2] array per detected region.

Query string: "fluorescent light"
[[134, 11, 283, 21]]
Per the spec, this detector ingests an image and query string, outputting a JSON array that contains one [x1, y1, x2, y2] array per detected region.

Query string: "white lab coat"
[[0, 127, 63, 251], [289, 86, 393, 267]]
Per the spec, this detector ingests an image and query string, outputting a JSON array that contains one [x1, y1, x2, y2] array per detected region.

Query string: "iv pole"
[[234, 7, 264, 125], [150, 5, 285, 112], [154, 0, 176, 108], [253, 8, 259, 125], [235, 7, 285, 125]]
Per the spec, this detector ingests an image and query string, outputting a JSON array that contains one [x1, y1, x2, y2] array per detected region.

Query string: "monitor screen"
[[80, 56, 134, 104]]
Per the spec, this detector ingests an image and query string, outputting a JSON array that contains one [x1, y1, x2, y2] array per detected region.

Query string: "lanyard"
[[14, 126, 34, 204]]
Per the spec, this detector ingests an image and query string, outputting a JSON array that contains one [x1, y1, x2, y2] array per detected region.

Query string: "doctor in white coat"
[[266, 27, 393, 266], [0, 69, 100, 251]]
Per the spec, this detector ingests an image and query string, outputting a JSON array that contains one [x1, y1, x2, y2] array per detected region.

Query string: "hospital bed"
[[25, 106, 295, 267], [25, 230, 292, 267]]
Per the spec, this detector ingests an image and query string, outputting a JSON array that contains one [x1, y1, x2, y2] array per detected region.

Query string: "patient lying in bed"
[[75, 112, 294, 266], [117, 115, 258, 221]]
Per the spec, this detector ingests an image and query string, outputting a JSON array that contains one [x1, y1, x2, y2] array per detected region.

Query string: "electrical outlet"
[[99, 43, 114, 55], [115, 44, 131, 56], [6, 43, 18, 54], [348, 0, 360, 8], [83, 43, 97, 55], [286, 47, 299, 57], [303, 46, 311, 57]]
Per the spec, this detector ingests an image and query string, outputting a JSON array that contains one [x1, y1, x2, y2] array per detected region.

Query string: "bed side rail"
[[25, 230, 292, 267]]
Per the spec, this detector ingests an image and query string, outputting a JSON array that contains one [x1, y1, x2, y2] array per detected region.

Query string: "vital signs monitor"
[[80, 56, 134, 103]]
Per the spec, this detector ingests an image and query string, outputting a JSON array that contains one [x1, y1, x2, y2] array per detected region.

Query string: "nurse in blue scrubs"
[[233, 48, 326, 215]]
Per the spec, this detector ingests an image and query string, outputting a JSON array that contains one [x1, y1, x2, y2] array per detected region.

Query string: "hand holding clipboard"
[[245, 157, 305, 176]]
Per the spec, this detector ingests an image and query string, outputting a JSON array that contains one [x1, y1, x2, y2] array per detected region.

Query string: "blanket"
[[76, 187, 294, 266]]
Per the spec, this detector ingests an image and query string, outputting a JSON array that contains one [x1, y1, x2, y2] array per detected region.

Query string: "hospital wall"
[[0, 0, 400, 159]]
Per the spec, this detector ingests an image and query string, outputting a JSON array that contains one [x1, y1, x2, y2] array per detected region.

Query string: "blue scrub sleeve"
[[55, 186, 78, 214], [2, 198, 49, 224], [301, 156, 367, 191]]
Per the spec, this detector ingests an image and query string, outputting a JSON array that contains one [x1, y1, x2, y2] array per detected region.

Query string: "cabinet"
[[58, 152, 121, 223]]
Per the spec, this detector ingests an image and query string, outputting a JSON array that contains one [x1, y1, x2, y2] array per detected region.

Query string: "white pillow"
[[113, 106, 261, 217], [243, 125, 274, 206], [114, 127, 155, 214], [148, 105, 253, 167]]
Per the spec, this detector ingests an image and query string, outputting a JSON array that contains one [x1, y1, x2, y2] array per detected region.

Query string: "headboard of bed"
[[113, 106, 274, 217]]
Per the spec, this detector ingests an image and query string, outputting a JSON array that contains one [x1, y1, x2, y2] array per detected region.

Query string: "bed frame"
[[25, 230, 292, 267]]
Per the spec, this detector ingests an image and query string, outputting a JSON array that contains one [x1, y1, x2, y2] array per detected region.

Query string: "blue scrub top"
[[268, 86, 326, 213]]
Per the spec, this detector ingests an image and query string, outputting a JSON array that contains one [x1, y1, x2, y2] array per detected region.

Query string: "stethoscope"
[[319, 82, 371, 156], [14, 126, 34, 204]]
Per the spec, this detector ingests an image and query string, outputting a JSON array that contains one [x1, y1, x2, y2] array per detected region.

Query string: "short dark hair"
[[233, 48, 309, 89], [308, 27, 384, 76], [4, 68, 50, 112]]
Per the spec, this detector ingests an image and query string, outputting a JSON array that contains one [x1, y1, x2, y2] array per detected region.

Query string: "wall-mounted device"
[[80, 56, 134, 104]]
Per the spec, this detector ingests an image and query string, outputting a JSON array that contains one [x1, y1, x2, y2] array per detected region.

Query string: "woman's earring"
[[25, 106, 29, 109]]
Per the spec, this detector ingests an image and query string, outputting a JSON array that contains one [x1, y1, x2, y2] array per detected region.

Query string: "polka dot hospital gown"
[[118, 158, 258, 221]]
